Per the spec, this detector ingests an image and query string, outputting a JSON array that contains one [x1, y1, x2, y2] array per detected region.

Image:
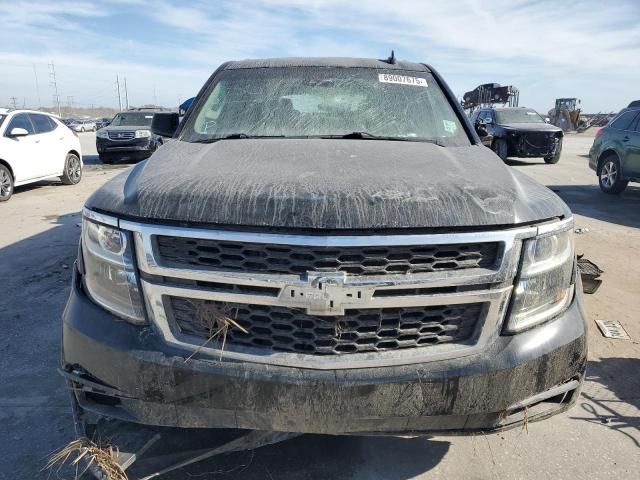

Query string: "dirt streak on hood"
[[86, 139, 571, 230]]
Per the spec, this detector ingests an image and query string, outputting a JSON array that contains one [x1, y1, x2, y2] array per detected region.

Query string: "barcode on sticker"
[[378, 74, 427, 87]]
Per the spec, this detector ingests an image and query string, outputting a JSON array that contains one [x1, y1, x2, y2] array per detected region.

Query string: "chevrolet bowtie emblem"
[[280, 272, 369, 316]]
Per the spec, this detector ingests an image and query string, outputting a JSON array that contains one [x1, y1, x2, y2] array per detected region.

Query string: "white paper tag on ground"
[[595, 320, 630, 339], [378, 74, 427, 87]]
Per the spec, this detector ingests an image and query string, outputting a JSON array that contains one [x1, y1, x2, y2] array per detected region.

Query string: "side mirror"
[[151, 112, 180, 138], [545, 117, 551, 123], [9, 127, 29, 137]]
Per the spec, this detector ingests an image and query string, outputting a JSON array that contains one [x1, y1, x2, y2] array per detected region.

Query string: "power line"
[[33, 64, 42, 108], [48, 61, 61, 116], [124, 77, 129, 110], [116, 75, 122, 112]]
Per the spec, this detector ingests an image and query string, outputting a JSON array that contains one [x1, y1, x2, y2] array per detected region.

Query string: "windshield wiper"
[[319, 132, 447, 145], [320, 131, 410, 141], [194, 134, 285, 143]]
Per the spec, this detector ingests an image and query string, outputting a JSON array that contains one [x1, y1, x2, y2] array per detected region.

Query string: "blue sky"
[[1, 0, 639, 113]]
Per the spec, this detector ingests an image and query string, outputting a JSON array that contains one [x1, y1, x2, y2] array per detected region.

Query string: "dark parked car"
[[589, 106, 640, 193], [470, 107, 564, 164], [95, 108, 165, 163], [94, 117, 112, 129], [63, 57, 586, 440]]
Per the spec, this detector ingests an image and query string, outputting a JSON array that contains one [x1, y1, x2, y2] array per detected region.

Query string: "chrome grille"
[[156, 236, 501, 275], [107, 130, 135, 140], [108, 211, 554, 369], [170, 298, 484, 355]]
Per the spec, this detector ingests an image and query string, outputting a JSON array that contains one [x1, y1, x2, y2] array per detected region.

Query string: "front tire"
[[0, 164, 14, 201], [598, 155, 628, 194], [60, 153, 82, 185], [492, 139, 508, 161], [544, 137, 563, 164]]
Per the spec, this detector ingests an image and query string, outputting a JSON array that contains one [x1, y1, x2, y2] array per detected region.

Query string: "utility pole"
[[66, 96, 74, 115], [48, 61, 61, 116], [9, 97, 18, 109], [33, 64, 42, 108], [116, 75, 122, 112], [124, 77, 129, 110]]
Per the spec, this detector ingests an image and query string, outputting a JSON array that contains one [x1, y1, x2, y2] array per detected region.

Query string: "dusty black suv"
[[471, 107, 564, 164], [95, 108, 166, 163], [63, 58, 586, 438]]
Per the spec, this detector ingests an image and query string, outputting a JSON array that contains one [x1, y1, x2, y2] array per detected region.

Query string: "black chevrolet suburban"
[[63, 58, 586, 437], [95, 107, 166, 163]]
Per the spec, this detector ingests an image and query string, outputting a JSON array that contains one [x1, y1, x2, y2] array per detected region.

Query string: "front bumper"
[[62, 268, 587, 435], [588, 147, 599, 172], [507, 132, 561, 158], [96, 137, 157, 161]]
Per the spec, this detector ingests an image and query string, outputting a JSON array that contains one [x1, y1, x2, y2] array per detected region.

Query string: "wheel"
[[492, 139, 508, 161], [598, 155, 628, 194], [60, 153, 82, 185], [544, 137, 563, 164], [0, 164, 14, 201]]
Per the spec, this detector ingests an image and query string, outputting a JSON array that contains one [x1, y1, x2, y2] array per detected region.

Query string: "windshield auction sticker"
[[378, 74, 428, 87]]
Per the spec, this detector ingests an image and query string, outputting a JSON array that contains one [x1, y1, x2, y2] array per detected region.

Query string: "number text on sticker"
[[378, 74, 428, 87]]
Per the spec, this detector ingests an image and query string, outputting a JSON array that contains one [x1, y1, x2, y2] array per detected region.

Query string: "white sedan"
[[0, 109, 83, 201], [69, 119, 97, 132]]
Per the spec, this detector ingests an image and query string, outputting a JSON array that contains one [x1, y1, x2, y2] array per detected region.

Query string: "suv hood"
[[102, 125, 151, 131], [87, 139, 570, 230]]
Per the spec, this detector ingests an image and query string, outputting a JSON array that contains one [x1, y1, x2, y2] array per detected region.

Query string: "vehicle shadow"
[[570, 358, 640, 447], [12, 180, 55, 195], [505, 158, 547, 167], [150, 433, 450, 480], [82, 153, 101, 165], [548, 184, 640, 229], [83, 153, 145, 168], [0, 212, 85, 480]]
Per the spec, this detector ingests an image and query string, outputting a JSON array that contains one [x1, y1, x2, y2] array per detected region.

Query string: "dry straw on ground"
[[45, 437, 128, 480]]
